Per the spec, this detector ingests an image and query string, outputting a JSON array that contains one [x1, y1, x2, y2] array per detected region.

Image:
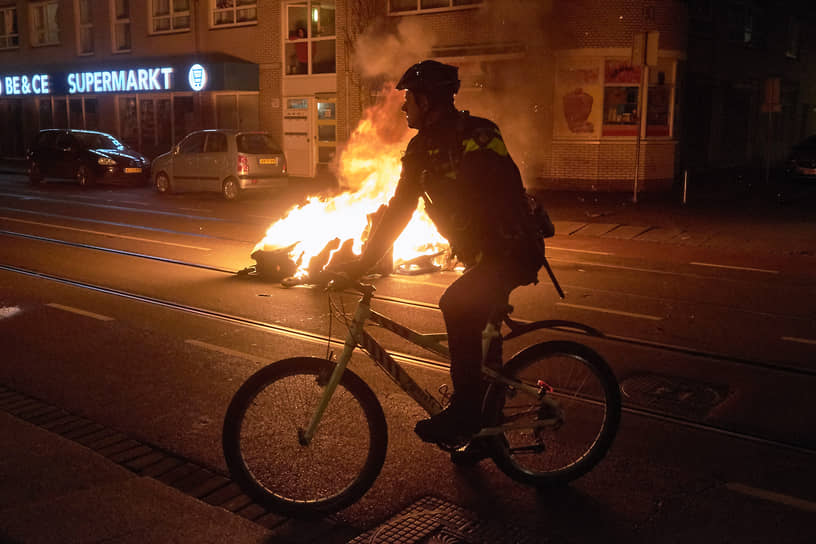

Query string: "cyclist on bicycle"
[[341, 60, 546, 444]]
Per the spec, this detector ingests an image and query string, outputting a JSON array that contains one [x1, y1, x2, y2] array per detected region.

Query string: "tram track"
[[2, 227, 814, 378], [1, 260, 816, 457]]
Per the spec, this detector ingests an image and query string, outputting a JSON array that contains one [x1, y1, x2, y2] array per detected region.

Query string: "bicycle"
[[222, 271, 621, 518]]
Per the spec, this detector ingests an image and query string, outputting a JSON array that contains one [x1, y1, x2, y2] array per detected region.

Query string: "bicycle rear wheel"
[[485, 341, 621, 487], [222, 357, 387, 517]]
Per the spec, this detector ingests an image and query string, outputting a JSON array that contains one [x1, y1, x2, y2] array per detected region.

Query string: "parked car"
[[27, 129, 150, 186], [784, 134, 816, 182], [152, 129, 288, 201]]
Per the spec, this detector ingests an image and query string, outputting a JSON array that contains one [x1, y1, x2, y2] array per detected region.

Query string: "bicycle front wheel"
[[222, 357, 387, 517], [486, 341, 621, 487]]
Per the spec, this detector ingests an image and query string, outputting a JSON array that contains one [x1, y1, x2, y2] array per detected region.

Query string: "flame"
[[254, 86, 449, 278]]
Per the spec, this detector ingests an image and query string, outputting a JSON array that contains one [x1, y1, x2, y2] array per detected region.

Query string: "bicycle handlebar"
[[322, 270, 375, 295]]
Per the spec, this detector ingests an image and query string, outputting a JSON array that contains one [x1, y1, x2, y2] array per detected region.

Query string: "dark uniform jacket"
[[362, 108, 543, 284]]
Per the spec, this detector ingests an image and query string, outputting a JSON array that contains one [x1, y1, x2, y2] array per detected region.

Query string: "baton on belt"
[[542, 256, 565, 299]]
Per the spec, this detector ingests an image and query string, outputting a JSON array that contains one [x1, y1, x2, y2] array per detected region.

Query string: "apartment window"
[[151, 0, 191, 34], [212, 0, 257, 27], [0, 6, 18, 49], [285, 1, 336, 76], [30, 1, 59, 46], [75, 0, 93, 55], [389, 0, 481, 14], [111, 0, 131, 52], [727, 4, 766, 48]]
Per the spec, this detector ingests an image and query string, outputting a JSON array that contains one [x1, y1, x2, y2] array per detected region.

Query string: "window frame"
[[29, 0, 60, 47], [110, 0, 132, 53], [211, 0, 258, 29], [148, 0, 191, 35], [387, 0, 482, 15], [284, 0, 336, 77], [74, 0, 94, 56], [0, 5, 19, 50]]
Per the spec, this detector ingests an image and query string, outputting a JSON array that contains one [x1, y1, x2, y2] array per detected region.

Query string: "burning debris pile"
[[241, 87, 452, 285]]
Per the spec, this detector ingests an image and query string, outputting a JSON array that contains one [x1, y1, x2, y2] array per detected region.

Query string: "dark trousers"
[[438, 258, 523, 412]]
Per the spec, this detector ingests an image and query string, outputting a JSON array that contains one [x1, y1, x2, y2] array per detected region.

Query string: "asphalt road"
[[1, 174, 814, 542]]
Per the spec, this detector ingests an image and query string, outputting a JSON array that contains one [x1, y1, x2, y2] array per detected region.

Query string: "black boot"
[[414, 400, 481, 443]]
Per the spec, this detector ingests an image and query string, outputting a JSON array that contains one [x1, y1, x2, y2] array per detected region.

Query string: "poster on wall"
[[554, 59, 602, 139], [602, 60, 642, 136]]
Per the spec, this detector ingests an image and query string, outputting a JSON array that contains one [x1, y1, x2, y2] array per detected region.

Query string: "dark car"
[[784, 134, 816, 182], [27, 129, 150, 187], [152, 129, 287, 201]]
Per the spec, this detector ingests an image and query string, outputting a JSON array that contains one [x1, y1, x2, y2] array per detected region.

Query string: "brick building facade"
[[1, 1, 813, 191]]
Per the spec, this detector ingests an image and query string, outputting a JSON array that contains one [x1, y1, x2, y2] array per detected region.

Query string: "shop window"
[[38, 99, 53, 129], [389, 0, 481, 14], [69, 98, 83, 128], [0, 6, 19, 49], [111, 0, 131, 52], [85, 99, 99, 130], [118, 96, 138, 147], [212, 0, 257, 27], [151, 0, 191, 34], [75, 0, 93, 55], [646, 60, 675, 137], [216, 95, 239, 129], [602, 60, 640, 137], [285, 1, 335, 76], [173, 95, 195, 141], [54, 98, 68, 128], [238, 95, 260, 130], [30, 1, 59, 46]]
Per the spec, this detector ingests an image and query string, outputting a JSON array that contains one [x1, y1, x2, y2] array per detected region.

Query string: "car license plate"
[[798, 167, 816, 175], [124, 167, 142, 173], [259, 158, 278, 165]]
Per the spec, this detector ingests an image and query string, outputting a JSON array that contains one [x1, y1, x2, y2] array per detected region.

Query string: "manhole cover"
[[621, 372, 728, 417], [349, 496, 537, 544]]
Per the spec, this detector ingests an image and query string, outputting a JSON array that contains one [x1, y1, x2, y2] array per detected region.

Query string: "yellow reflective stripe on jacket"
[[461, 135, 509, 157]]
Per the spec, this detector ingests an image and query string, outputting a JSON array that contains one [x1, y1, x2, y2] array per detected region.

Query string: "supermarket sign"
[[67, 67, 175, 94], [0, 74, 52, 95]]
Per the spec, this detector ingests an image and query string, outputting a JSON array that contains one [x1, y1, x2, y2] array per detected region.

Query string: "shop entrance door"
[[139, 96, 172, 159], [283, 97, 314, 177]]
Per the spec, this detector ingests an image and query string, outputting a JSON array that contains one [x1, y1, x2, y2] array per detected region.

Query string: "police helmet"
[[396, 60, 460, 95]]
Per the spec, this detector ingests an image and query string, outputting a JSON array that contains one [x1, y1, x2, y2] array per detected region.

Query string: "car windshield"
[[237, 133, 281, 154], [74, 133, 124, 150]]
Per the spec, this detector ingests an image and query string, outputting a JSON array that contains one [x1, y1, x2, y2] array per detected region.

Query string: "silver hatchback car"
[[152, 129, 287, 200]]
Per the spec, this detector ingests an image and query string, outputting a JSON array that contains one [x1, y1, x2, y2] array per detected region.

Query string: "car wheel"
[[76, 165, 94, 187], [222, 178, 240, 201], [29, 162, 42, 185], [155, 172, 173, 194]]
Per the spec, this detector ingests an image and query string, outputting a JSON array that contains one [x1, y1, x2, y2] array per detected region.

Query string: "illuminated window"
[[389, 0, 481, 14], [30, 1, 59, 46], [75, 0, 93, 55], [151, 0, 191, 34], [602, 60, 640, 137], [285, 1, 335, 76], [111, 0, 131, 52], [212, 0, 257, 27], [0, 6, 19, 49]]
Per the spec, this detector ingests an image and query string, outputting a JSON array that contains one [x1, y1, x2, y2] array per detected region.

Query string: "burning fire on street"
[[247, 86, 451, 284]]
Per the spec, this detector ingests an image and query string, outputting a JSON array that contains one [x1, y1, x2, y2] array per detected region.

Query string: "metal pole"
[[682, 169, 688, 204]]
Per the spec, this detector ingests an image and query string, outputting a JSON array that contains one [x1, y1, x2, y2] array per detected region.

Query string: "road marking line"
[[726, 483, 816, 512], [0, 216, 212, 251], [46, 303, 113, 321], [556, 302, 663, 321], [119, 200, 148, 206], [781, 336, 816, 346], [185, 339, 285, 363], [547, 245, 614, 256], [690, 262, 779, 274]]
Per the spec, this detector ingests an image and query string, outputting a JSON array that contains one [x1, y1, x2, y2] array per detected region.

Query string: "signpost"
[[631, 30, 659, 203]]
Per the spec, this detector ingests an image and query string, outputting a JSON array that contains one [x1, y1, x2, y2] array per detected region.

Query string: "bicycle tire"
[[222, 357, 388, 517], [484, 341, 621, 487]]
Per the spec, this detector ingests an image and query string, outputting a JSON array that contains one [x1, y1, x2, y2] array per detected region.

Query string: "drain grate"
[[0, 384, 356, 542], [349, 496, 537, 544]]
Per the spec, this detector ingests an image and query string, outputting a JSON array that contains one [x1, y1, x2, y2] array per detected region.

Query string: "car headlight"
[[97, 157, 117, 166]]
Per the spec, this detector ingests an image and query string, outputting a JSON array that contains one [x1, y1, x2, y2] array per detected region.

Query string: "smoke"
[[353, 18, 437, 80]]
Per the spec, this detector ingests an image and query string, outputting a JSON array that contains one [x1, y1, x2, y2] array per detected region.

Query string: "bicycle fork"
[[298, 300, 369, 446]]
